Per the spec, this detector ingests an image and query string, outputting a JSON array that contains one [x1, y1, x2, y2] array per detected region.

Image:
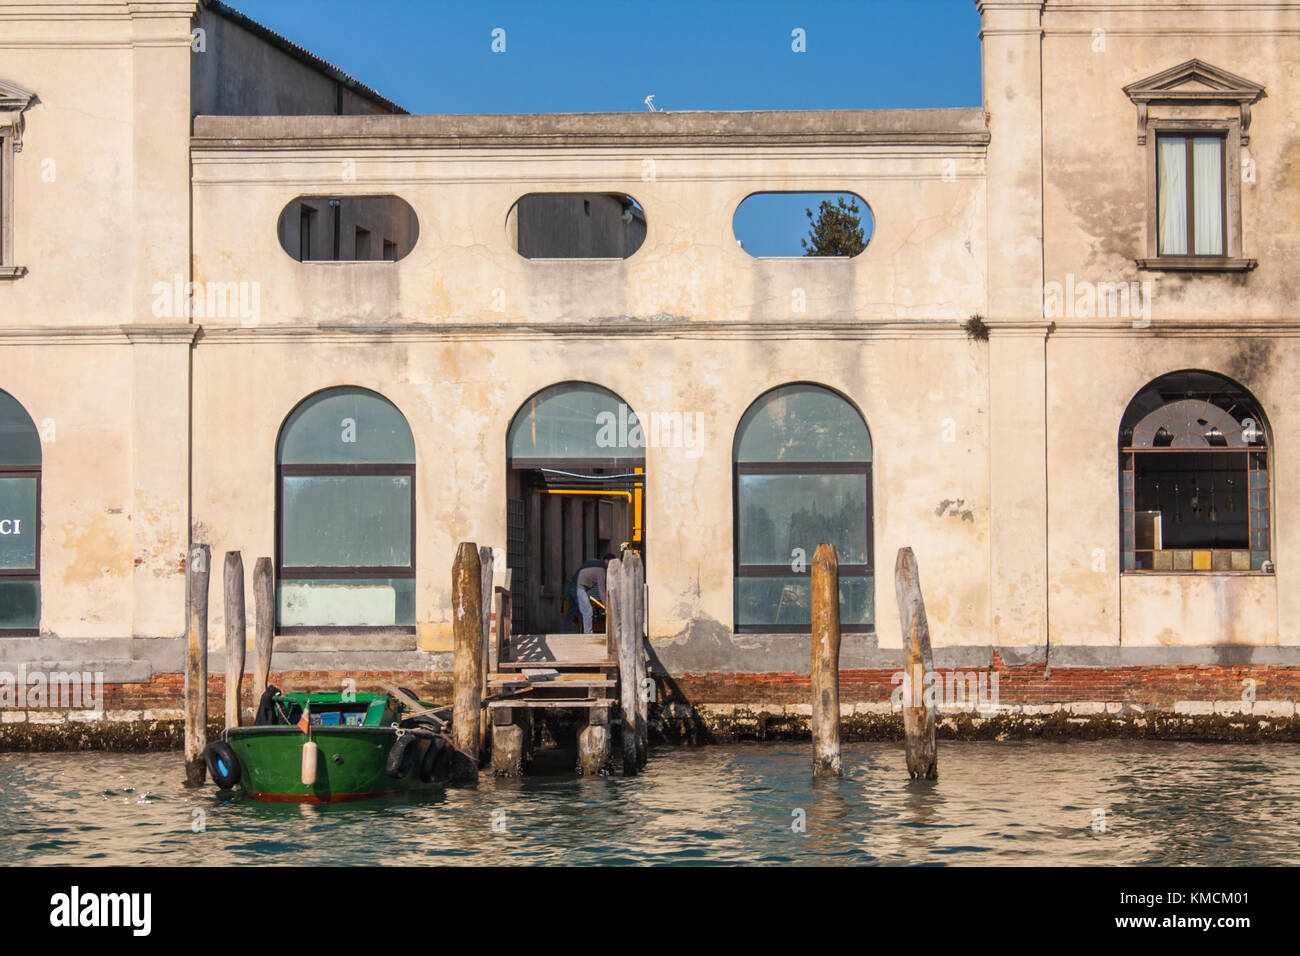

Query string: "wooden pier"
[[455, 544, 648, 777]]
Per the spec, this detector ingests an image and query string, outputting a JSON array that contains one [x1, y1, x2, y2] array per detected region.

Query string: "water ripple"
[[1, 741, 1298, 865]]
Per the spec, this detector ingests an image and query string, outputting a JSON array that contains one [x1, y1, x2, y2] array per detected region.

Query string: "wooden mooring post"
[[577, 704, 611, 776], [491, 707, 528, 777], [489, 562, 530, 777], [223, 551, 246, 729], [626, 550, 648, 769], [811, 543, 842, 777], [576, 560, 613, 776], [609, 555, 639, 776], [184, 544, 211, 786], [251, 557, 274, 703], [895, 547, 938, 779], [452, 542, 483, 782], [478, 545, 494, 759]]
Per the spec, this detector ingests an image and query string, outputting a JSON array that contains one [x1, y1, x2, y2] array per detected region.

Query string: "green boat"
[[204, 689, 452, 803]]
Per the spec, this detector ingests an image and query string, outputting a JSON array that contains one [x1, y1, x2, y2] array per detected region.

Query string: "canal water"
[[2, 740, 1297, 866]]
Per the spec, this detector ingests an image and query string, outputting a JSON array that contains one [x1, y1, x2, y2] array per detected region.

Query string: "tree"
[[801, 196, 867, 257]]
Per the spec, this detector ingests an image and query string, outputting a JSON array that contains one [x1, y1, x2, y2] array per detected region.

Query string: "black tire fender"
[[419, 736, 450, 782], [205, 740, 242, 789], [386, 732, 420, 779]]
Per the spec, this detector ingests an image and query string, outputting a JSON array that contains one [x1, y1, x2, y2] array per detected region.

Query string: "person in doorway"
[[562, 553, 615, 633]]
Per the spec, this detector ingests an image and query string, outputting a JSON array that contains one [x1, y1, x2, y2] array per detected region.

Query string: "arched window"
[[507, 381, 645, 467], [505, 382, 645, 634], [276, 387, 415, 630], [1120, 370, 1269, 572], [733, 384, 872, 633], [0, 389, 40, 634]]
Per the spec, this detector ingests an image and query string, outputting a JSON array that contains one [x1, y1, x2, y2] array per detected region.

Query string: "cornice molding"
[[193, 319, 975, 344], [1123, 59, 1266, 145], [1, 319, 1298, 346], [0, 78, 37, 151], [191, 110, 992, 152], [122, 323, 201, 344]]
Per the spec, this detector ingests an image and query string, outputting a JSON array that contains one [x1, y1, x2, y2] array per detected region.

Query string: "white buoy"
[[301, 740, 319, 786]]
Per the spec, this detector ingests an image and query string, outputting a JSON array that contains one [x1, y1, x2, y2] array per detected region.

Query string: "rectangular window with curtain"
[[1157, 133, 1225, 256]]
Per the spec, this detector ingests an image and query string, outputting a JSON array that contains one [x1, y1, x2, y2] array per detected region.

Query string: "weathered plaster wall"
[[189, 111, 990, 326], [0, 1, 198, 644], [0, 341, 135, 637], [3, 0, 1300, 685], [980, 1, 1051, 654], [1023, 0, 1300, 650], [1045, 328, 1298, 648], [1039, 0, 1300, 321], [183, 109, 992, 666], [190, 328, 991, 663], [1, 11, 146, 326]]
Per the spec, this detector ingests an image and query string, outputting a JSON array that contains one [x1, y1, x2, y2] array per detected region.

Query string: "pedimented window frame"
[[1124, 60, 1263, 273], [0, 79, 37, 278]]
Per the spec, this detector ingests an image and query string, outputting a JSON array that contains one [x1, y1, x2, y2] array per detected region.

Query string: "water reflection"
[[1, 741, 1298, 866]]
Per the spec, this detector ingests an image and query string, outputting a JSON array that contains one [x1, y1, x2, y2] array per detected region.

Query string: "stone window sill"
[[1135, 257, 1257, 273], [0, 266, 27, 279], [1121, 570, 1273, 577]]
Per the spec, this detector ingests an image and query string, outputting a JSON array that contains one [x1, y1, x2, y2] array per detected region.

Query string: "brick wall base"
[[3, 658, 1300, 748]]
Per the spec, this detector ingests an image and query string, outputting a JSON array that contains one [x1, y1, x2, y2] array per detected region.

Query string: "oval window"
[[507, 193, 646, 259], [733, 191, 873, 258], [277, 195, 419, 262]]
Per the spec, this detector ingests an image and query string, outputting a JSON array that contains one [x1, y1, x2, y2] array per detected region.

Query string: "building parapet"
[[191, 108, 991, 150]]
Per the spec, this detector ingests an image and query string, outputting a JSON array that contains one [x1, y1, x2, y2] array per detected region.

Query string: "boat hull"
[[223, 726, 445, 803]]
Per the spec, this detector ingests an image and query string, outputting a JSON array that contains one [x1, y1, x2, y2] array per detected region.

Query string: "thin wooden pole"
[[251, 557, 274, 704], [452, 542, 483, 780], [184, 544, 211, 785], [895, 546, 938, 780], [610, 556, 638, 776], [223, 551, 246, 729], [478, 545, 494, 756], [494, 569, 513, 671], [626, 550, 648, 768], [811, 542, 842, 777]]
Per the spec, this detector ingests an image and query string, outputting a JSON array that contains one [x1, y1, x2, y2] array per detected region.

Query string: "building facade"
[[3, 0, 1300, 727]]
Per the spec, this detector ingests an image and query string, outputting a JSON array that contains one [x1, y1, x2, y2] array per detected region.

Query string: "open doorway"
[[505, 383, 645, 635]]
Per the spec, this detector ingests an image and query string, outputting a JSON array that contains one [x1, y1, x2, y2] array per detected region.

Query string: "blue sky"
[[230, 0, 984, 254]]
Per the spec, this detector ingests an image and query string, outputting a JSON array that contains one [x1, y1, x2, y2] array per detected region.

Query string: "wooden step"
[[488, 698, 616, 711], [519, 668, 560, 681], [498, 659, 617, 671], [486, 675, 531, 692], [487, 675, 615, 699], [488, 671, 612, 684]]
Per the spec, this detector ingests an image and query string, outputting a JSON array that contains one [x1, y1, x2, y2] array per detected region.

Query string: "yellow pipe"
[[535, 489, 633, 499], [633, 466, 644, 544], [534, 486, 644, 550]]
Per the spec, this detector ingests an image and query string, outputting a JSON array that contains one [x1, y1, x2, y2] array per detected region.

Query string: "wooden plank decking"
[[488, 632, 617, 711]]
